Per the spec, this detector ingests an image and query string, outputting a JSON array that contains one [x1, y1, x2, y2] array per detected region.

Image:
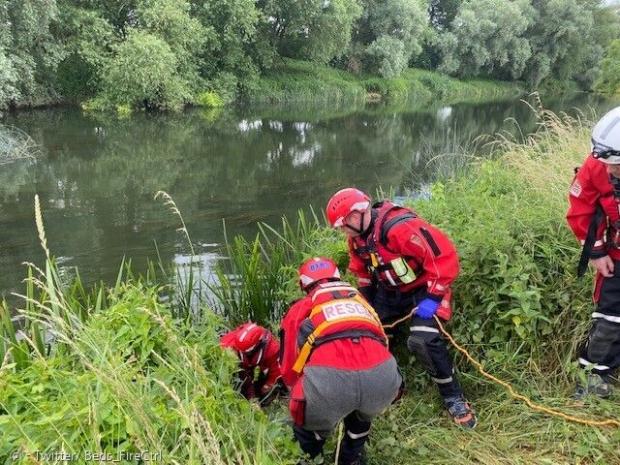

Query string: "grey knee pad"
[[587, 319, 620, 363], [407, 334, 438, 376]]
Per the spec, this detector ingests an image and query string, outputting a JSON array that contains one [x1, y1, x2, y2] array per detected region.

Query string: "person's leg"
[[372, 287, 415, 335], [298, 366, 358, 461], [293, 426, 327, 461], [407, 316, 476, 428], [337, 412, 371, 465], [576, 269, 620, 398]]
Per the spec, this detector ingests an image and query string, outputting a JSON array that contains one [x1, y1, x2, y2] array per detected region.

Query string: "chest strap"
[[292, 329, 387, 374]]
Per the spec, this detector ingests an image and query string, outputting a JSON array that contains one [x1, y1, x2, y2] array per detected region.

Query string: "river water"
[[1, 93, 617, 300]]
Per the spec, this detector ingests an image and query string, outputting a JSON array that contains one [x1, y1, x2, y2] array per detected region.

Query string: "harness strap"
[[312, 329, 388, 348], [380, 212, 417, 249], [578, 204, 605, 278], [292, 327, 388, 374]]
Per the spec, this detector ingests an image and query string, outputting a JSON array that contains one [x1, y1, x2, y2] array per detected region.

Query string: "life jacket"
[[353, 201, 422, 288], [292, 281, 387, 374]]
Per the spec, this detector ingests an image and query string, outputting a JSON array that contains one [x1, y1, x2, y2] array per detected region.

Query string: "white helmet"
[[592, 106, 620, 164]]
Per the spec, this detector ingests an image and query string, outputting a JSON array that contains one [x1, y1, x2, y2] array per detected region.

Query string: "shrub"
[[197, 91, 224, 108], [98, 30, 190, 111]]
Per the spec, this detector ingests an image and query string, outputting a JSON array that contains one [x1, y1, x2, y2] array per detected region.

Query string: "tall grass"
[[0, 196, 297, 465], [207, 208, 349, 327], [410, 100, 594, 371]]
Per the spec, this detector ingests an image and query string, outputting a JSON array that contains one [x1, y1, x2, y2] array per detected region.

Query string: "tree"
[[365, 35, 408, 78], [428, 0, 459, 30], [437, 0, 534, 79], [0, 4, 19, 109], [524, 0, 594, 87], [191, 0, 261, 94], [1, 1, 65, 107], [55, 3, 117, 100], [257, 0, 362, 64], [351, 0, 428, 76], [100, 30, 189, 110], [64, 0, 139, 34], [136, 0, 208, 95], [573, 2, 620, 90], [595, 39, 620, 94]]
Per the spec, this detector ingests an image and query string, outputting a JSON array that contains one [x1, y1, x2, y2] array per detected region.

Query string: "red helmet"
[[229, 323, 270, 365], [299, 257, 341, 291], [326, 188, 371, 228]]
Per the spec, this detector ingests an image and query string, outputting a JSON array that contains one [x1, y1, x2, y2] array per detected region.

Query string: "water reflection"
[[0, 93, 617, 299]]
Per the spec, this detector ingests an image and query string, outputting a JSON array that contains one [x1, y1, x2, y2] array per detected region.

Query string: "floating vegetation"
[[0, 125, 40, 165]]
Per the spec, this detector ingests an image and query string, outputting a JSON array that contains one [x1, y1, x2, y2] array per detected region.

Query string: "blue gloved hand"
[[416, 298, 440, 319]]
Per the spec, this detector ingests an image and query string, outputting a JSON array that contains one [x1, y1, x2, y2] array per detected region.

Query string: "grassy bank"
[[245, 59, 523, 107]]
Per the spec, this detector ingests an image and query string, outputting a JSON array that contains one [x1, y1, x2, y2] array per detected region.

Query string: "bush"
[[595, 39, 620, 95], [365, 36, 408, 78], [98, 30, 190, 111], [197, 91, 224, 108], [411, 109, 592, 368]]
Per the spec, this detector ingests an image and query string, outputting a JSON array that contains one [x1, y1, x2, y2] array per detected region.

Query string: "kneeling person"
[[220, 322, 282, 404], [280, 257, 402, 465]]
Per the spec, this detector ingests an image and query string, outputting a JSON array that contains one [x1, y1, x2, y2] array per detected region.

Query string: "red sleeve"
[[259, 338, 282, 390], [347, 237, 373, 287], [387, 217, 460, 298], [567, 156, 606, 254], [279, 298, 311, 388]]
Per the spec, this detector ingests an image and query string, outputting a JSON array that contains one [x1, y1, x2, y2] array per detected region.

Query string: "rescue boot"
[[443, 395, 477, 429], [573, 373, 613, 400], [337, 451, 366, 465]]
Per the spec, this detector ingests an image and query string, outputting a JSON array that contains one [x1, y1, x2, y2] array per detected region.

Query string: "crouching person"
[[220, 322, 283, 405], [280, 257, 403, 465]]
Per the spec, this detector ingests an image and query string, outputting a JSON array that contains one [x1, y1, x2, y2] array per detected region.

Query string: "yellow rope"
[[432, 315, 620, 428], [380, 307, 619, 427], [382, 309, 416, 330]]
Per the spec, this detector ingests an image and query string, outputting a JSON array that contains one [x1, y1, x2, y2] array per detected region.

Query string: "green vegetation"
[[249, 60, 521, 105], [595, 38, 620, 95], [1, 0, 619, 112], [2, 109, 619, 463], [0, 252, 297, 464]]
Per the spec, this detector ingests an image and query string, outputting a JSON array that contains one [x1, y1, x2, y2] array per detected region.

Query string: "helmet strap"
[[610, 174, 620, 199], [346, 211, 372, 235]]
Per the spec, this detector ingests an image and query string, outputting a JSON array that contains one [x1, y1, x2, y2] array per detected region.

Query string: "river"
[[1, 93, 618, 301]]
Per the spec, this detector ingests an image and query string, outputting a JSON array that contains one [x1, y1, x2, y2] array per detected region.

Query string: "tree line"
[[1, 0, 619, 111]]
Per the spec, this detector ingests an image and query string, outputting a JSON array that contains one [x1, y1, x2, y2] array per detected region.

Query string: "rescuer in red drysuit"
[[220, 322, 282, 404], [280, 257, 402, 465], [325, 187, 476, 428], [567, 106, 620, 399]]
